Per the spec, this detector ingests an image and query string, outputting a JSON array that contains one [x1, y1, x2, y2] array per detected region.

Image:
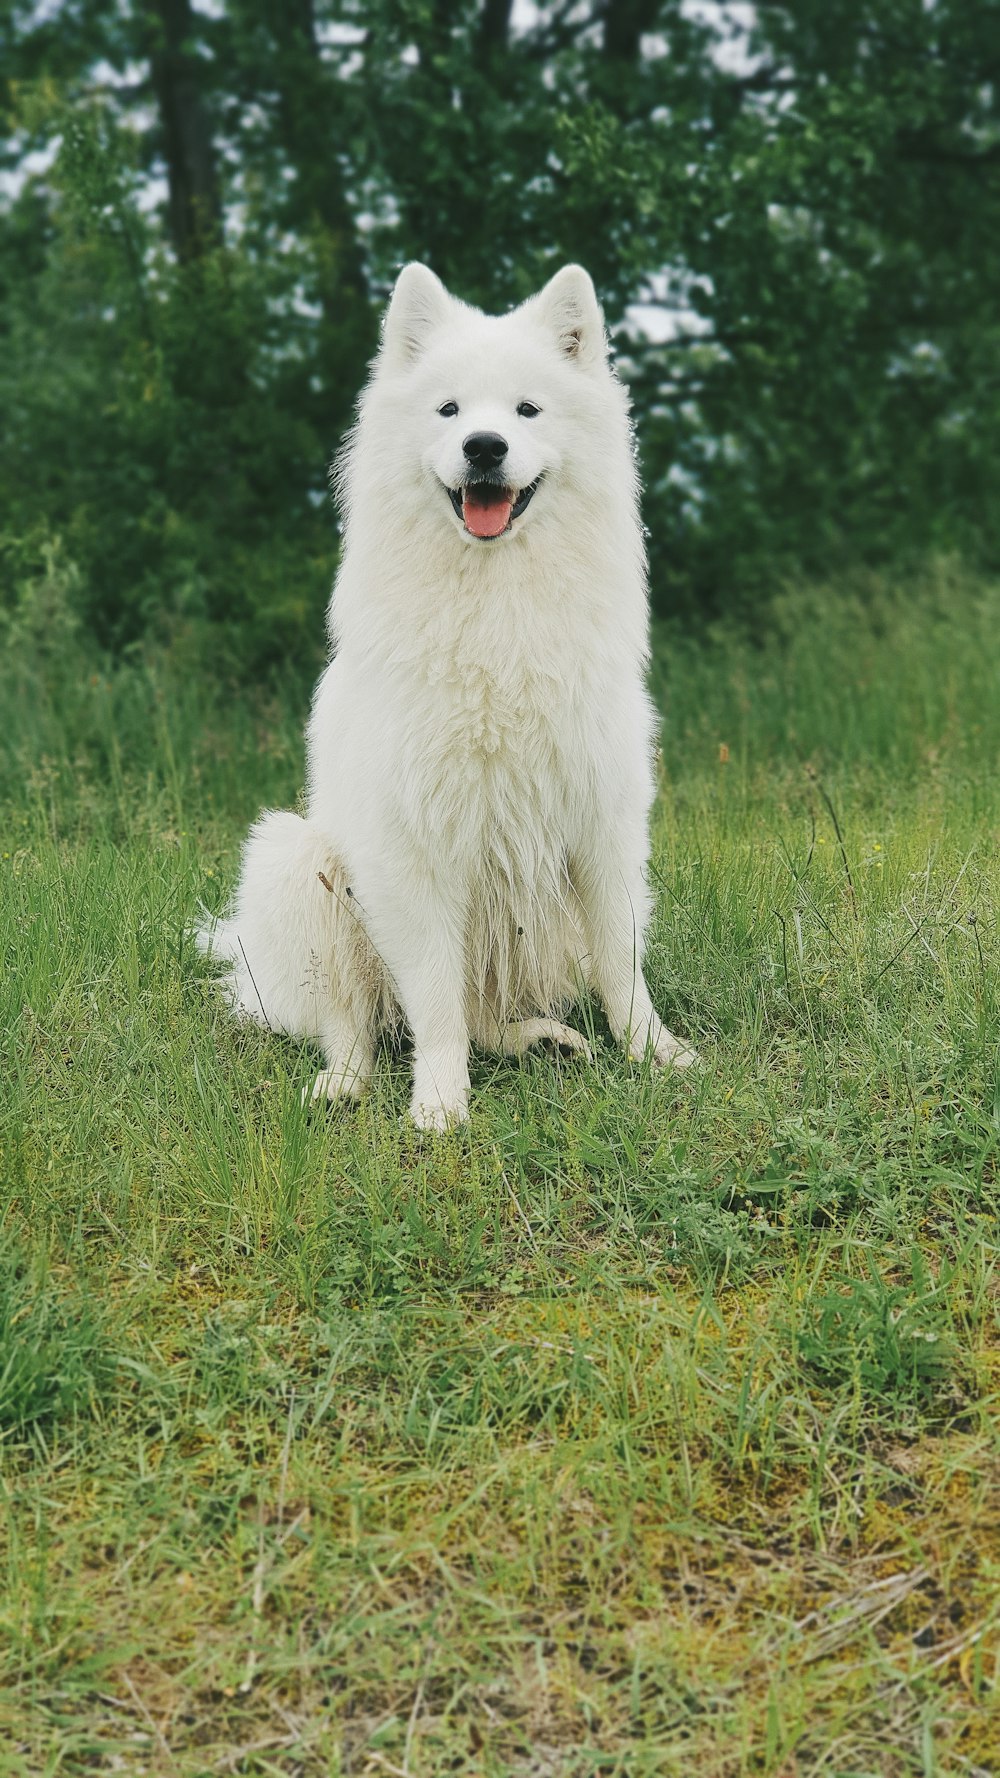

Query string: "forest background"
[[3, 0, 1000, 664]]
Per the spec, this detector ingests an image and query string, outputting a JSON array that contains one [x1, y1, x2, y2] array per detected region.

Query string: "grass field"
[[1, 568, 998, 1775]]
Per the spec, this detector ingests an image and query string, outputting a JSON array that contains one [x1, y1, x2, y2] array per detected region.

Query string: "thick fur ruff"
[[200, 263, 696, 1128]]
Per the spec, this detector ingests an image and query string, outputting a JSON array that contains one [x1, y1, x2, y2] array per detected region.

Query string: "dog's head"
[[354, 263, 628, 546]]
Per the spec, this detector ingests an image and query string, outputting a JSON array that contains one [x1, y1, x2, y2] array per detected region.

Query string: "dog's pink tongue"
[[463, 490, 513, 538]]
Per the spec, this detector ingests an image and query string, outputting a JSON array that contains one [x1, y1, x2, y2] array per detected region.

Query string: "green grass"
[[0, 568, 998, 1775]]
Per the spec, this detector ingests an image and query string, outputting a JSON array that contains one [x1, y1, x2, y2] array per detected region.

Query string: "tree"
[[2, 1, 999, 650], [144, 0, 221, 259]]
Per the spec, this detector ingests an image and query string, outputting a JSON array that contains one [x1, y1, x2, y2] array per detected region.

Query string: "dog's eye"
[[516, 401, 541, 419], [437, 401, 459, 418]]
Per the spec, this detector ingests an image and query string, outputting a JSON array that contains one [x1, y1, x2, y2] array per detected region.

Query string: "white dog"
[[201, 262, 696, 1128]]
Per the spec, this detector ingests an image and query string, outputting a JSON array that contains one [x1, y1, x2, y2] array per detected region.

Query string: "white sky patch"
[[136, 173, 170, 217], [223, 199, 248, 246], [90, 56, 148, 90], [315, 21, 367, 48], [623, 301, 715, 345], [14, 0, 62, 25], [623, 302, 709, 344], [621, 266, 716, 347], [0, 137, 60, 202], [511, 0, 595, 38], [511, 0, 538, 29], [680, 1, 761, 76]]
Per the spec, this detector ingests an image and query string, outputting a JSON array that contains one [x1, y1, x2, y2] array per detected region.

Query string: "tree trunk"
[[265, 0, 365, 290], [144, 0, 220, 259], [262, 0, 375, 430], [603, 0, 659, 63], [478, 0, 514, 64]]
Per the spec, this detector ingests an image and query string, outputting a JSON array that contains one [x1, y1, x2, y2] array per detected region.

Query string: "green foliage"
[[1, 3, 999, 645], [0, 528, 83, 652], [795, 1252, 957, 1402], [0, 109, 336, 660], [0, 1239, 111, 1433]]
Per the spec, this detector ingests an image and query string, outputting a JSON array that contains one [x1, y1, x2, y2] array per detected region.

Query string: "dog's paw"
[[303, 1067, 366, 1108], [544, 1025, 593, 1063], [654, 1038, 700, 1070], [512, 1018, 593, 1063], [651, 1028, 700, 1070], [409, 1092, 470, 1133], [627, 1022, 700, 1070]]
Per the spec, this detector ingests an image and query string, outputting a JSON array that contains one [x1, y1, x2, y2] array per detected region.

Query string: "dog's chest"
[[405, 627, 592, 854], [449, 655, 557, 757], [422, 642, 586, 812], [423, 606, 584, 752]]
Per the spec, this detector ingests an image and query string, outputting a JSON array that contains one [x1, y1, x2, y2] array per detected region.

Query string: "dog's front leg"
[[572, 841, 698, 1071], [367, 874, 471, 1130]]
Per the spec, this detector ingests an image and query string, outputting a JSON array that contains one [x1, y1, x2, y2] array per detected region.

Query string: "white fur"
[[200, 263, 697, 1129]]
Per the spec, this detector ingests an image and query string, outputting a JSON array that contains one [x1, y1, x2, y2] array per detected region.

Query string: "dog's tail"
[[195, 904, 272, 1027]]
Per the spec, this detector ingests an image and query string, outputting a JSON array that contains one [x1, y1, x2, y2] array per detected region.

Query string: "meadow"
[[0, 567, 997, 1776]]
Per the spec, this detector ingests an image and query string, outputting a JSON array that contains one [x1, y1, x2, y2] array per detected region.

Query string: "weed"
[[0, 1240, 111, 1434]]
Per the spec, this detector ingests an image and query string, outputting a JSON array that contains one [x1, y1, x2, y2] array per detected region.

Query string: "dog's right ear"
[[381, 263, 453, 367], [527, 265, 607, 369]]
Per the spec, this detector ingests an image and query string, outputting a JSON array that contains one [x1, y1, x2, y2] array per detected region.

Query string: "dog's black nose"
[[463, 430, 508, 469]]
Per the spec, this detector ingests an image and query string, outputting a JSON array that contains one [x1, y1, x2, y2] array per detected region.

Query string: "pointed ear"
[[381, 263, 453, 367], [527, 264, 607, 367]]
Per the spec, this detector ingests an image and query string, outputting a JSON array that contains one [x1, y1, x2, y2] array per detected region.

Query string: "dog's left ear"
[[381, 263, 454, 367], [528, 265, 607, 368]]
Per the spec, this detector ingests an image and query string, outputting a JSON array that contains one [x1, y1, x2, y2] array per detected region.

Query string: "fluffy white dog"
[[201, 262, 696, 1128]]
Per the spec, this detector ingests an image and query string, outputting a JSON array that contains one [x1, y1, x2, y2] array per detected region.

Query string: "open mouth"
[[447, 477, 541, 539]]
